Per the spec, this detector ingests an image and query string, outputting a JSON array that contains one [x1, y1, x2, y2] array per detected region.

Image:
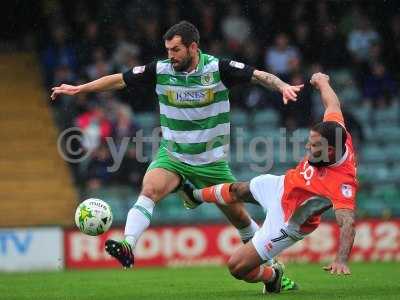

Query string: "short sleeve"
[[331, 183, 356, 210], [123, 61, 157, 89], [218, 59, 255, 88], [323, 112, 346, 128]]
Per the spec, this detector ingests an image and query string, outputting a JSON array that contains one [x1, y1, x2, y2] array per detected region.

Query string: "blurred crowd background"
[[4, 0, 400, 224]]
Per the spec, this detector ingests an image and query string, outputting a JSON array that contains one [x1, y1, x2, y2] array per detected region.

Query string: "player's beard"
[[307, 151, 333, 167], [172, 55, 193, 72], [308, 158, 334, 167]]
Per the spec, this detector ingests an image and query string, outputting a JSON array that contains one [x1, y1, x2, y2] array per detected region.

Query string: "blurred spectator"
[[86, 47, 112, 80], [241, 39, 263, 67], [76, 104, 112, 152], [265, 33, 300, 78], [41, 26, 77, 85], [390, 14, 400, 41], [137, 17, 162, 62], [78, 21, 102, 66], [280, 72, 313, 130], [86, 144, 114, 190], [165, 3, 180, 28], [347, 15, 380, 62], [112, 25, 140, 73], [253, 2, 275, 40], [363, 62, 397, 108], [242, 85, 270, 112], [291, 2, 307, 23], [221, 3, 251, 49], [293, 22, 313, 64], [368, 42, 383, 66], [315, 1, 329, 25], [115, 147, 148, 189], [387, 14, 400, 80], [52, 64, 76, 87], [318, 22, 349, 69], [209, 40, 225, 57], [111, 103, 139, 145]]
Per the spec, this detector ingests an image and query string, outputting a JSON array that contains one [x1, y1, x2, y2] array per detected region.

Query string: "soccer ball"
[[75, 198, 113, 236]]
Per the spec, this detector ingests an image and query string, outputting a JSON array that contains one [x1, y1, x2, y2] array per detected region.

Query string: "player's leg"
[[106, 167, 181, 268], [227, 240, 284, 293], [190, 177, 299, 291], [183, 161, 260, 243], [124, 168, 181, 247]]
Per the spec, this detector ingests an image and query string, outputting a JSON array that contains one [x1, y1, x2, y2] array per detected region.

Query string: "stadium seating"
[[0, 54, 77, 226]]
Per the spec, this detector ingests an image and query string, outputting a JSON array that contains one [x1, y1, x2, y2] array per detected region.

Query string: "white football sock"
[[124, 195, 155, 248], [238, 219, 259, 242]]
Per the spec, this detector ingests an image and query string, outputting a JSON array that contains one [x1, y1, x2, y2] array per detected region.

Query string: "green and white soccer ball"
[[75, 198, 113, 236]]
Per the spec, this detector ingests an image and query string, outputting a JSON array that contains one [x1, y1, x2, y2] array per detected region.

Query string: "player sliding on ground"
[[51, 21, 302, 289], [184, 72, 357, 294]]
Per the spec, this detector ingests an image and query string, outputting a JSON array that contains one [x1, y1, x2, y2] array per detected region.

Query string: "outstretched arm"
[[251, 70, 304, 104], [51, 74, 125, 100], [310, 72, 342, 116], [323, 208, 355, 275]]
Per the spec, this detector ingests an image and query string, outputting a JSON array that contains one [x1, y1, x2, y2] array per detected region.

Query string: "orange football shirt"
[[282, 112, 358, 233]]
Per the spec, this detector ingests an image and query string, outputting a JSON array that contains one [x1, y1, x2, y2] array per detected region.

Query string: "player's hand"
[[281, 84, 304, 104], [51, 84, 81, 100], [310, 72, 330, 89], [323, 261, 351, 275]]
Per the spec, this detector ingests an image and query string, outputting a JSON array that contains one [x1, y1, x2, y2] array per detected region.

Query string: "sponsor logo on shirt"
[[166, 89, 214, 105], [341, 184, 353, 198], [229, 60, 245, 69], [300, 161, 315, 186], [132, 65, 145, 74]]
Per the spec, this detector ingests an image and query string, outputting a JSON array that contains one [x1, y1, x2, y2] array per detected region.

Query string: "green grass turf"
[[0, 262, 399, 300]]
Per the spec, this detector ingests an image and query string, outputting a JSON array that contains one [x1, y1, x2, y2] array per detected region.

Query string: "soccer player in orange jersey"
[[185, 72, 357, 294]]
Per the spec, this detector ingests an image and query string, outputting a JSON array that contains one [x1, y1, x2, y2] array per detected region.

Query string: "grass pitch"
[[0, 262, 399, 300]]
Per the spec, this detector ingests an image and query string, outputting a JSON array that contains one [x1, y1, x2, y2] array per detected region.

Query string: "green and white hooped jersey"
[[123, 50, 254, 165]]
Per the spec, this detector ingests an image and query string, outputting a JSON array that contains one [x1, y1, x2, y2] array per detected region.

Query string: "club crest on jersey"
[[341, 184, 353, 198], [201, 73, 213, 85], [132, 65, 145, 74], [229, 60, 245, 69]]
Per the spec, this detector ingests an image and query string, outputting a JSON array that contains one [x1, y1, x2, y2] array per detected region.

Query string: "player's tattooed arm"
[[324, 208, 355, 275], [335, 209, 356, 263], [251, 70, 303, 104], [251, 70, 288, 91]]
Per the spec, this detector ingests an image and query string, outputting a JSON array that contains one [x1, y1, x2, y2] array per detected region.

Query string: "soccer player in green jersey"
[[52, 21, 302, 289]]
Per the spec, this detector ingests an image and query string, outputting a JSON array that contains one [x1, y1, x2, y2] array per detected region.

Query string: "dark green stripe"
[[157, 72, 221, 86], [158, 90, 229, 108], [160, 112, 230, 131], [133, 205, 152, 221], [161, 135, 229, 155]]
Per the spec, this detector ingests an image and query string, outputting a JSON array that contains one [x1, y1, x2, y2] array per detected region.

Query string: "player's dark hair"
[[311, 121, 347, 155], [163, 21, 200, 47]]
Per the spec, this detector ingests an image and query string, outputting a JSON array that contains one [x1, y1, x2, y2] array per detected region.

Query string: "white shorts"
[[249, 174, 299, 261]]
